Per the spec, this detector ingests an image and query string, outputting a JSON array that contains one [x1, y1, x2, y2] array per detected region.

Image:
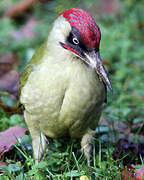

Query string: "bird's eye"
[[73, 38, 79, 45]]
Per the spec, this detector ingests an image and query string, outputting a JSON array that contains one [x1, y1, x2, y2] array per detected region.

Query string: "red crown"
[[60, 8, 101, 49]]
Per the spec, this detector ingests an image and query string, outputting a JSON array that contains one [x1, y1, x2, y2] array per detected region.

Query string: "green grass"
[[0, 137, 124, 179]]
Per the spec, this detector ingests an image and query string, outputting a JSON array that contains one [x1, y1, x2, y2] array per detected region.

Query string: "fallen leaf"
[[4, 0, 36, 18], [122, 166, 135, 180], [135, 166, 144, 180], [12, 17, 40, 40], [0, 53, 19, 76], [0, 126, 27, 158], [0, 53, 19, 65], [0, 70, 19, 97], [0, 161, 7, 166]]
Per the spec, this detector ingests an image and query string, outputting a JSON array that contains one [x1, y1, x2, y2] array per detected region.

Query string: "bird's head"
[[47, 8, 112, 91]]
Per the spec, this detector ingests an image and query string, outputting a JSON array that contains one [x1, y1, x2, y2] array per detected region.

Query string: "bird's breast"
[[59, 60, 105, 137], [20, 56, 106, 138]]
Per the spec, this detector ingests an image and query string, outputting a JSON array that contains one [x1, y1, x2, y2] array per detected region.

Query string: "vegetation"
[[0, 0, 143, 179]]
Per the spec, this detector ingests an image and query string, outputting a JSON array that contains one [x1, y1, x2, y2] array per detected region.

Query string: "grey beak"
[[84, 51, 113, 91]]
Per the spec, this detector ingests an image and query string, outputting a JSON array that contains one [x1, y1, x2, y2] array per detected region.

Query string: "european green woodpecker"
[[19, 8, 112, 165]]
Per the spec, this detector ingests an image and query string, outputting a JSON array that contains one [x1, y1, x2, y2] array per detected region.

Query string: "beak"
[[84, 51, 113, 91]]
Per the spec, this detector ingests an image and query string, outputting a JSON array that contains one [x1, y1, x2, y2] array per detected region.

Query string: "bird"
[[19, 8, 112, 166]]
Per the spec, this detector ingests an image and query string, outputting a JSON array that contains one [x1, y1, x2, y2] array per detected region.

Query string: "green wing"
[[19, 42, 46, 96]]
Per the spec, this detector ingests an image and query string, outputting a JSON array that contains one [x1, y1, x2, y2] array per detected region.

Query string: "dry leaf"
[[0, 53, 19, 76], [0, 126, 27, 158], [135, 167, 144, 180], [121, 166, 135, 180], [13, 17, 40, 40], [0, 70, 19, 96], [0, 161, 7, 166], [4, 0, 36, 18]]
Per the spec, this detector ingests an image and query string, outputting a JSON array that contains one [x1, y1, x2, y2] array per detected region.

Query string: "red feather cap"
[[60, 8, 101, 49]]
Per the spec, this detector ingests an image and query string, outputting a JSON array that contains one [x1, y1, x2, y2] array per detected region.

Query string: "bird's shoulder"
[[18, 41, 47, 96]]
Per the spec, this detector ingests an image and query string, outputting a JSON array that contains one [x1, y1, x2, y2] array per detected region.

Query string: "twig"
[[4, 0, 36, 18]]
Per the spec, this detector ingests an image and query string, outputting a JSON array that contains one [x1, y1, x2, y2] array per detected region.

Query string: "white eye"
[[73, 38, 79, 45]]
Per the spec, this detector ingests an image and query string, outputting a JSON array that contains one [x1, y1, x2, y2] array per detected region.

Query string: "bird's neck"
[[45, 15, 73, 61]]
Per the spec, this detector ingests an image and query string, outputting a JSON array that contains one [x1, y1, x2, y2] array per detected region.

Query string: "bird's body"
[[20, 43, 105, 138], [19, 9, 112, 165]]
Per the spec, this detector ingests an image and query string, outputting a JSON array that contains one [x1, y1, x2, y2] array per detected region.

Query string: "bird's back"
[[19, 42, 47, 96]]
